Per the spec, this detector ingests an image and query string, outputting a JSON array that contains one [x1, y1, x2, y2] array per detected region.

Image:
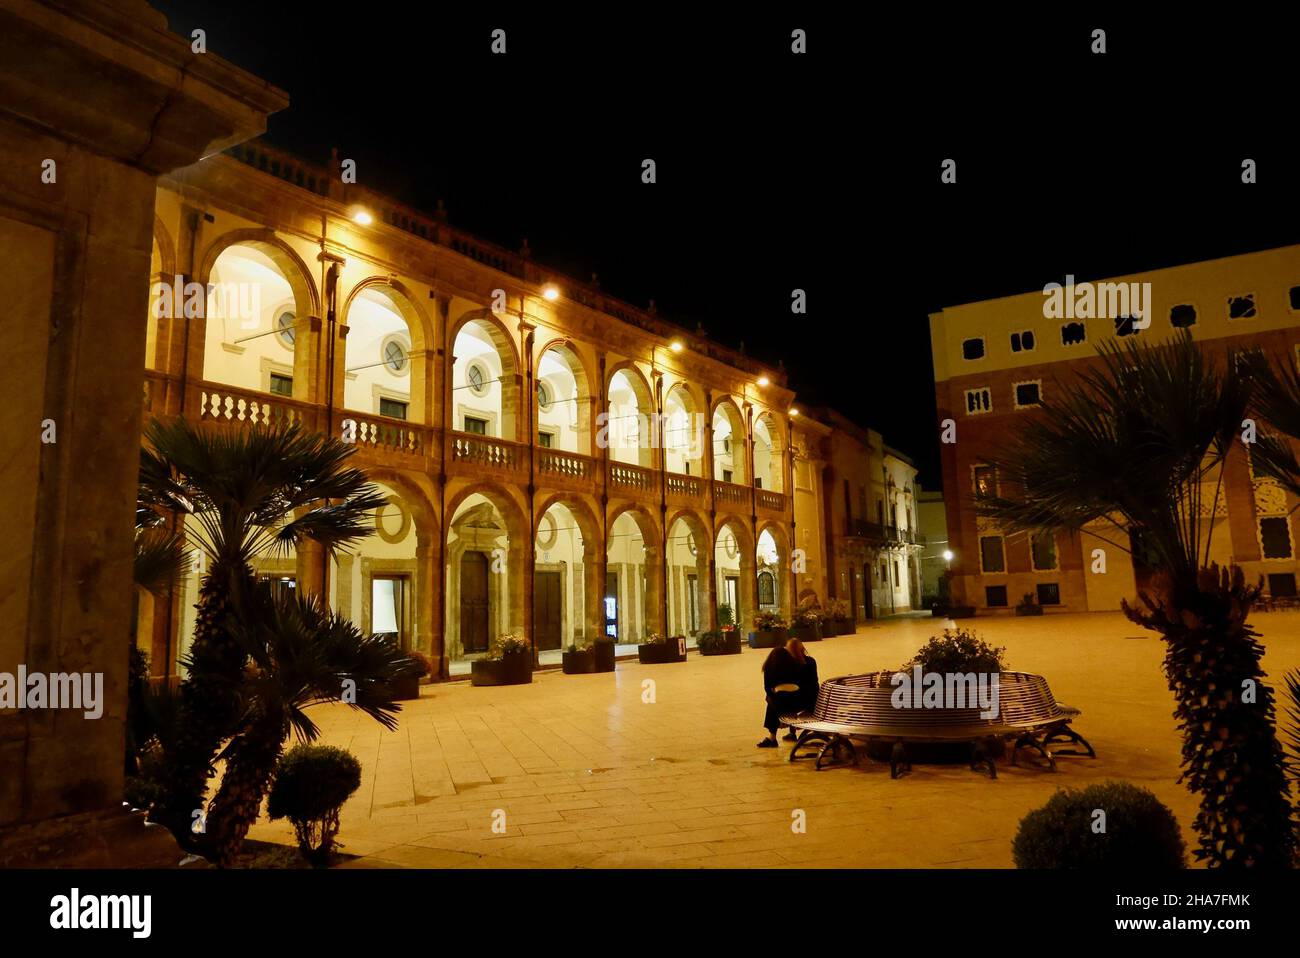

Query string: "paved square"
[[246, 611, 1300, 867]]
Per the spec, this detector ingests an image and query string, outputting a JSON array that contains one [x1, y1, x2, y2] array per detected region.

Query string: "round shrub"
[[1012, 781, 1186, 868], [268, 745, 362, 867], [905, 628, 1006, 674]]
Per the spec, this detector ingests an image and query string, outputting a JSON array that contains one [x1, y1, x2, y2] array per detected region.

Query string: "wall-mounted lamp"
[[352, 208, 373, 226], [542, 284, 560, 301]]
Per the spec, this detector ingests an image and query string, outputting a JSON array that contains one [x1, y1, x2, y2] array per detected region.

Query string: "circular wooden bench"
[[781, 670, 1095, 778]]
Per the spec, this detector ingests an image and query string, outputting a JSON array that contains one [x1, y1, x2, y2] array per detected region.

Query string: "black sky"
[[153, 4, 1300, 488]]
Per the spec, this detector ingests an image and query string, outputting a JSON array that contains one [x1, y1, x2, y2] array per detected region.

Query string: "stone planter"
[[945, 605, 977, 619], [790, 622, 823, 642], [591, 641, 617, 672], [562, 649, 597, 673], [747, 628, 788, 649], [638, 638, 687, 664], [470, 652, 533, 686], [1015, 605, 1044, 616], [390, 674, 422, 701], [834, 618, 853, 636], [699, 634, 743, 656]]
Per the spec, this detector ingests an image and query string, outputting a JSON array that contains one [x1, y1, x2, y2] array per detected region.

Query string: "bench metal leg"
[[789, 729, 829, 763], [814, 735, 857, 771], [1012, 733, 1056, 772], [1042, 724, 1096, 758], [890, 741, 910, 779], [970, 739, 998, 779]]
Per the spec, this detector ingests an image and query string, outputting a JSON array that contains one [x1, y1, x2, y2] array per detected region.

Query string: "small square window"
[[962, 338, 985, 360], [1227, 293, 1257, 320], [1010, 330, 1036, 353], [1290, 287, 1300, 312], [979, 535, 1005, 573], [1170, 304, 1197, 328], [985, 585, 1008, 607], [1114, 315, 1140, 337], [973, 465, 997, 498], [464, 416, 488, 435], [964, 388, 992, 415], [1014, 381, 1042, 408], [1036, 583, 1061, 605], [538, 431, 553, 448], [1061, 321, 1086, 346], [1031, 531, 1058, 570], [1260, 516, 1292, 559], [269, 373, 293, 397], [1268, 573, 1297, 597], [722, 469, 733, 483], [379, 397, 407, 420]]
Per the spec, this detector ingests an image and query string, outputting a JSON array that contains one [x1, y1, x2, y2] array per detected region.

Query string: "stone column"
[[0, 0, 285, 864], [582, 543, 605, 642]]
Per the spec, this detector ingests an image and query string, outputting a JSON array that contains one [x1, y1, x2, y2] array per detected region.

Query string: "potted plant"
[[562, 642, 597, 674], [826, 598, 852, 635], [392, 648, 431, 700], [591, 636, 617, 672], [718, 603, 736, 633], [697, 629, 742, 656], [638, 633, 687, 664], [470, 633, 533, 686], [1016, 592, 1044, 616], [747, 612, 788, 649], [790, 604, 824, 642]]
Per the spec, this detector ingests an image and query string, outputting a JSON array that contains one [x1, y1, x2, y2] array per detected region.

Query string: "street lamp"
[[542, 283, 560, 301]]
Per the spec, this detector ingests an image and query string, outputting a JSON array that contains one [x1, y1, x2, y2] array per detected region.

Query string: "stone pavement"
[[245, 611, 1300, 868]]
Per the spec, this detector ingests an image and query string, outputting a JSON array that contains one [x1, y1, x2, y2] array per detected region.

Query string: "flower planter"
[[638, 638, 687, 664], [747, 628, 787, 649], [836, 618, 855, 635], [390, 675, 422, 701], [790, 623, 823, 642], [699, 634, 743, 656], [1015, 605, 1044, 616], [562, 649, 597, 673], [470, 652, 533, 686], [945, 605, 977, 619], [591, 641, 617, 672]]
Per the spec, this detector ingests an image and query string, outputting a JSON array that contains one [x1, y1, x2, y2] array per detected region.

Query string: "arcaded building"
[[930, 245, 1300, 614], [134, 139, 839, 678]]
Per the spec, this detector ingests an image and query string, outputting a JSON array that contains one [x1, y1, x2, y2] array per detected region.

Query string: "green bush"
[[1012, 781, 1186, 868], [904, 628, 1006, 674], [268, 745, 362, 867], [697, 631, 727, 653]]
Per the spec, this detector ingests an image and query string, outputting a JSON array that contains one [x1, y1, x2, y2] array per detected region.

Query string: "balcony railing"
[[451, 433, 525, 475], [846, 518, 886, 540], [756, 489, 787, 514], [666, 473, 704, 503], [538, 448, 594, 483], [198, 384, 316, 429], [610, 461, 656, 493], [714, 480, 749, 507], [347, 413, 425, 456]]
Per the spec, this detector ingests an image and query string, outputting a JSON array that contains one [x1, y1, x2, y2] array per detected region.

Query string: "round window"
[[382, 338, 408, 373], [275, 311, 296, 349], [687, 533, 698, 557], [467, 361, 489, 396], [538, 382, 552, 411]]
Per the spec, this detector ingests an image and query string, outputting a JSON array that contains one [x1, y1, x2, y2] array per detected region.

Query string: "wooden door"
[[460, 551, 489, 653], [534, 570, 562, 650]]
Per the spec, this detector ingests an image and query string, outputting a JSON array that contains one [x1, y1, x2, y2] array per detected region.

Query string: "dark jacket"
[[795, 656, 820, 712], [762, 648, 801, 695]]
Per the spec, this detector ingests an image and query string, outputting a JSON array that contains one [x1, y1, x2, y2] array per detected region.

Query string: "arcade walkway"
[[246, 611, 1300, 867]]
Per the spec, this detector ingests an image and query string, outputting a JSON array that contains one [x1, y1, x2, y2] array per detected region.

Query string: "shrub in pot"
[[826, 597, 852, 635], [392, 648, 432, 700], [637, 633, 686, 664], [591, 638, 616, 672], [904, 628, 1006, 675], [268, 744, 363, 868], [790, 607, 824, 642], [562, 643, 597, 674], [470, 633, 533, 686], [698, 629, 742, 656], [1012, 781, 1186, 868], [1016, 592, 1044, 616], [748, 612, 788, 649]]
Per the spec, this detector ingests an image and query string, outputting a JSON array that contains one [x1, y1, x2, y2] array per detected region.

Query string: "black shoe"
[[757, 738, 778, 748]]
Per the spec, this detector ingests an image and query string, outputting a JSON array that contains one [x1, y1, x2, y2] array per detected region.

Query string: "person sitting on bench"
[[782, 639, 819, 742], [759, 644, 802, 748]]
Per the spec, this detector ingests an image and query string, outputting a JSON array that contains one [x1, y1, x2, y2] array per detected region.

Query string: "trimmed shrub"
[[904, 628, 1006, 674], [1012, 781, 1186, 868], [268, 745, 363, 867]]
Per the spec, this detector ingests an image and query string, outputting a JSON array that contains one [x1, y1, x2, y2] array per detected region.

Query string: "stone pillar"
[[582, 543, 605, 642], [415, 535, 439, 664], [0, 0, 285, 863], [643, 543, 666, 637]]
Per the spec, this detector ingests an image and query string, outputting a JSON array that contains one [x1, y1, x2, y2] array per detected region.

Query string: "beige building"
[[930, 245, 1300, 613]]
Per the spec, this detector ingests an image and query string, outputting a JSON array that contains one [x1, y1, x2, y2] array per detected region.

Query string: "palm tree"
[[138, 417, 386, 845], [201, 580, 412, 866], [976, 331, 1294, 868]]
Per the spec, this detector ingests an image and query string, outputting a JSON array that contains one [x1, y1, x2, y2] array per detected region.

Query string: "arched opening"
[[536, 343, 591, 454], [663, 384, 703, 477], [606, 366, 653, 468], [445, 489, 525, 673], [342, 285, 426, 423], [753, 412, 784, 492], [667, 513, 712, 643], [452, 317, 518, 441], [200, 243, 307, 398], [714, 518, 755, 632], [757, 526, 784, 614], [332, 481, 422, 651], [533, 498, 603, 663], [712, 401, 746, 486], [606, 509, 660, 645]]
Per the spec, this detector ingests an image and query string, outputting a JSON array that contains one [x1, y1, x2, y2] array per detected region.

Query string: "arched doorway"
[[667, 513, 712, 642], [606, 365, 654, 468], [445, 488, 525, 673], [712, 400, 746, 486], [451, 316, 519, 441], [714, 517, 755, 633], [536, 342, 592, 453]]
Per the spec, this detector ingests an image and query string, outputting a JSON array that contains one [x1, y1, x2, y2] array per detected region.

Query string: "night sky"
[[154, 5, 1300, 488]]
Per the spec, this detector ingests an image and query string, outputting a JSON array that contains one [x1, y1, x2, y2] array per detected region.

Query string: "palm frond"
[[133, 527, 192, 596]]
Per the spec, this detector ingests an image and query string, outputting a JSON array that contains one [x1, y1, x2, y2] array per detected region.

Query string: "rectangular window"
[[755, 477, 763, 489], [379, 397, 408, 420], [962, 337, 985, 360], [538, 431, 553, 447], [1268, 572, 1297, 597], [1260, 516, 1293, 559], [723, 469, 733, 483], [269, 373, 293, 397], [464, 416, 488, 435], [1013, 381, 1042, 408], [1227, 293, 1257, 320], [1036, 582, 1061, 605], [1170, 304, 1197, 328], [1290, 287, 1300, 312], [985, 585, 1008, 607], [964, 387, 992, 415], [1030, 531, 1058, 571], [893, 560, 901, 583], [1010, 330, 1035, 352], [979, 535, 1005, 573], [1114, 315, 1141, 337], [1061, 321, 1086, 346], [973, 465, 997, 498]]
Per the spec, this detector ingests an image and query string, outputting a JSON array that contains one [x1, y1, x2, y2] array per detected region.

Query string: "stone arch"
[[711, 395, 748, 486], [605, 360, 656, 468], [607, 502, 665, 639], [145, 217, 177, 371], [714, 515, 756, 631], [445, 480, 529, 665], [449, 307, 521, 441], [152, 213, 176, 278], [196, 227, 320, 317], [448, 307, 520, 374], [339, 278, 434, 423], [756, 520, 792, 615], [663, 380, 705, 477], [753, 409, 786, 493], [534, 492, 604, 649], [536, 337, 596, 454], [666, 508, 714, 637]]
